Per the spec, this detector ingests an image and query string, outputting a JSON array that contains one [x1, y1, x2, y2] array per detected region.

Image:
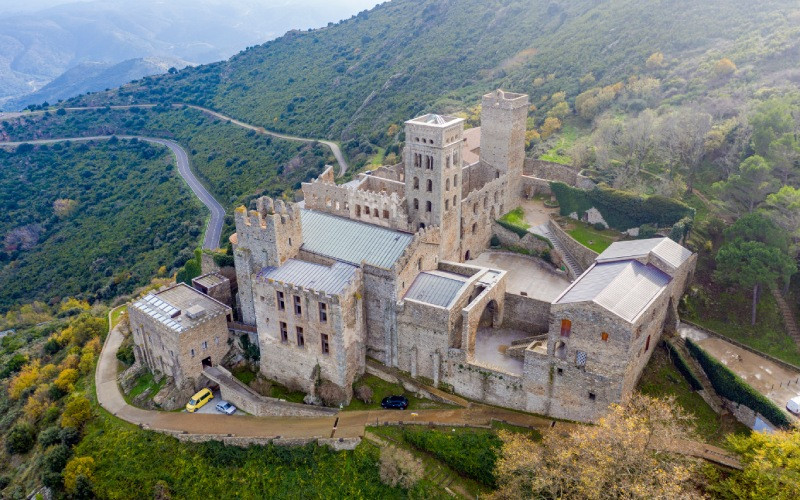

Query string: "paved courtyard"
[[473, 327, 543, 375], [468, 251, 570, 302]]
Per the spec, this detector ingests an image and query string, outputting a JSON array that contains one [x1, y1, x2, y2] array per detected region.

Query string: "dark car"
[[381, 395, 409, 410]]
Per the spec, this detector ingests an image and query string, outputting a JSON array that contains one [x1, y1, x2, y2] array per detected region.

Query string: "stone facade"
[[192, 272, 232, 307]]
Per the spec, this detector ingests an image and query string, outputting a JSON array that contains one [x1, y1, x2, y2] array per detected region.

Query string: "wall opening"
[[201, 357, 212, 369]]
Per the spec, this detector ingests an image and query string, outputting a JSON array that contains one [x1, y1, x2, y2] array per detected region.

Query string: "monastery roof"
[[300, 209, 413, 269], [407, 113, 462, 127], [259, 259, 358, 295], [404, 271, 468, 308], [192, 272, 228, 289], [131, 284, 230, 333], [555, 260, 671, 323], [597, 238, 693, 270]]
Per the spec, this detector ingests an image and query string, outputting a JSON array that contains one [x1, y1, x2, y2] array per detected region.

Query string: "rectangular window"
[[319, 302, 327, 323], [294, 295, 302, 315], [215, 336, 220, 346], [321, 333, 330, 355], [589, 392, 596, 401], [202, 341, 208, 350], [296, 327, 305, 347], [190, 349, 195, 358], [277, 291, 285, 311], [280, 322, 288, 343], [560, 319, 571, 337], [576, 350, 587, 367]]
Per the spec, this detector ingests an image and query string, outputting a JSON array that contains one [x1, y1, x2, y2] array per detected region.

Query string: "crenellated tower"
[[403, 113, 465, 261], [231, 196, 303, 325], [480, 90, 529, 206]]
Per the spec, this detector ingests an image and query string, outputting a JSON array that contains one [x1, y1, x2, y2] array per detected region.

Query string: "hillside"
[[66, 0, 800, 148]]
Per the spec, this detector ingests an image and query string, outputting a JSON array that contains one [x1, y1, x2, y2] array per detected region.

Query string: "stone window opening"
[[321, 333, 330, 355], [445, 200, 449, 210], [472, 203, 477, 215], [413, 177, 419, 189], [419, 222, 426, 230], [356, 204, 361, 217], [453, 195, 457, 206], [190, 348, 195, 358], [645, 334, 651, 352], [319, 302, 327, 323], [202, 341, 208, 350], [454, 174, 458, 186], [288, 237, 292, 247], [446, 178, 450, 191], [426, 179, 433, 192], [426, 201, 432, 212], [277, 291, 285, 311], [589, 392, 596, 401], [417, 257, 422, 270], [472, 222, 477, 234], [413, 198, 419, 210], [280, 322, 288, 342], [365, 206, 370, 216], [556, 367, 563, 375], [383, 209, 389, 219], [296, 327, 305, 347], [260, 295, 266, 302], [554, 341, 566, 360], [494, 192, 498, 203], [294, 295, 302, 315], [446, 155, 451, 169], [601, 332, 609, 342], [483, 197, 488, 209], [560, 319, 571, 337]]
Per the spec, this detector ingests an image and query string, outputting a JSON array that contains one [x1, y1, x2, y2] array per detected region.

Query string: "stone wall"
[[368, 162, 405, 182], [520, 175, 552, 197], [492, 221, 552, 256], [460, 176, 507, 261], [523, 159, 578, 184], [547, 219, 599, 272], [501, 293, 551, 334], [442, 349, 527, 410]]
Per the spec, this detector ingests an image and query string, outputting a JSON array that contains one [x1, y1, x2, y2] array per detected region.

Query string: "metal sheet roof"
[[300, 209, 413, 269], [259, 259, 358, 295], [556, 261, 671, 322], [404, 272, 467, 308], [596, 238, 692, 269], [131, 284, 230, 332]]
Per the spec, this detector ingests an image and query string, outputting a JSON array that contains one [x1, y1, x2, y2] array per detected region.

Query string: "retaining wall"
[[547, 219, 599, 272]]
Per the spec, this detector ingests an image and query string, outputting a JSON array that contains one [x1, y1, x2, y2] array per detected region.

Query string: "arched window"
[[417, 258, 422, 270], [364, 206, 370, 216], [419, 222, 426, 229], [453, 195, 457, 206], [473, 203, 478, 215], [560, 319, 571, 337], [494, 192, 498, 203], [454, 174, 458, 186], [472, 223, 477, 234], [413, 177, 419, 189], [427, 179, 433, 192], [413, 198, 419, 210], [445, 200, 449, 210], [426, 201, 432, 212], [445, 178, 450, 191], [483, 197, 488, 209]]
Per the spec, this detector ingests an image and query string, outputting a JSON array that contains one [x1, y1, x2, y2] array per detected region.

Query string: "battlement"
[[482, 89, 530, 111], [393, 224, 441, 273], [235, 196, 302, 229]]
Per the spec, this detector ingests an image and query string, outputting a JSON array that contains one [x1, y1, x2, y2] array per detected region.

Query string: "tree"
[[659, 110, 712, 192], [6, 422, 36, 454], [765, 186, 800, 251], [767, 133, 800, 184], [540, 117, 562, 139], [63, 457, 95, 495], [708, 426, 800, 497], [379, 446, 424, 489], [714, 240, 796, 325], [713, 155, 777, 216], [491, 395, 697, 499], [713, 58, 737, 78], [646, 52, 665, 69], [750, 99, 795, 157], [61, 396, 93, 429]]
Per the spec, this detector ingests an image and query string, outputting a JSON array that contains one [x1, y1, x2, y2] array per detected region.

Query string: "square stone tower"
[[480, 90, 529, 206], [404, 114, 465, 261]]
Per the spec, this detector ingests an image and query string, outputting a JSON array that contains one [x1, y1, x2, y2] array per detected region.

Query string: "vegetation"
[[564, 219, 616, 253], [345, 375, 454, 412], [686, 338, 790, 428], [662, 341, 703, 391], [496, 207, 530, 237]]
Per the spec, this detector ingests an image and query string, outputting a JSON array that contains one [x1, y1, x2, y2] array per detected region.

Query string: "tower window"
[[356, 205, 361, 217], [484, 197, 488, 209], [453, 195, 457, 206], [413, 177, 419, 189], [365, 206, 370, 216], [576, 350, 587, 367], [383, 209, 389, 219], [473, 203, 478, 215], [427, 179, 433, 192], [445, 200, 449, 210], [280, 322, 288, 342], [426, 201, 432, 212], [288, 237, 292, 246], [494, 192, 498, 203], [454, 174, 458, 186], [277, 291, 285, 311], [413, 198, 419, 210], [472, 223, 477, 234], [601, 332, 609, 342], [446, 178, 450, 191], [296, 327, 305, 347], [589, 392, 596, 401], [321, 333, 330, 355], [319, 302, 327, 323], [294, 295, 302, 315]]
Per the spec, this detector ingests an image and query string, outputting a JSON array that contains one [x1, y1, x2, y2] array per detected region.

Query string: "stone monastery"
[[131, 90, 696, 422]]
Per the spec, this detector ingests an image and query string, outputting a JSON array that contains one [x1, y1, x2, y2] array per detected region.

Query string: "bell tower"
[[404, 113, 465, 261]]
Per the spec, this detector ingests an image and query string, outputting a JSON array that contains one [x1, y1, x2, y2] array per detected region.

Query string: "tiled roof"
[[300, 209, 413, 269], [404, 272, 467, 308], [259, 259, 358, 295], [555, 261, 671, 322], [596, 238, 693, 269]]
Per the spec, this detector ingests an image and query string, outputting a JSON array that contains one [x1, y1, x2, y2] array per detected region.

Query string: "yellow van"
[[186, 388, 213, 412]]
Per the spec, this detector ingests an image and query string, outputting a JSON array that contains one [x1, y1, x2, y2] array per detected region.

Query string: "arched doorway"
[[554, 341, 567, 360], [479, 300, 497, 328]]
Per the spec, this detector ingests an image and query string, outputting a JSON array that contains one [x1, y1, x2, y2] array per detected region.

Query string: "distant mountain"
[[0, 0, 380, 110], [2, 57, 189, 110]]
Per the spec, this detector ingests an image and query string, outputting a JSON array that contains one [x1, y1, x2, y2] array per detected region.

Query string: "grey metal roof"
[[556, 261, 671, 322], [596, 238, 692, 269], [131, 284, 230, 332], [404, 272, 467, 308], [259, 259, 358, 295], [300, 209, 413, 269]]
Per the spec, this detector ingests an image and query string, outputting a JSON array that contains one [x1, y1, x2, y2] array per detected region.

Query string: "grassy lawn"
[[638, 344, 750, 446], [498, 207, 530, 229], [346, 374, 456, 411], [540, 123, 577, 165], [110, 304, 128, 329], [565, 219, 617, 253], [270, 382, 306, 404], [232, 364, 257, 385], [685, 290, 800, 366]]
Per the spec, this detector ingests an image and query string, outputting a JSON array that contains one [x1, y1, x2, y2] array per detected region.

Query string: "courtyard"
[[468, 251, 570, 302]]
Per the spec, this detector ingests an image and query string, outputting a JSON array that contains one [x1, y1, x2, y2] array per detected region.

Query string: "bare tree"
[[659, 110, 713, 193]]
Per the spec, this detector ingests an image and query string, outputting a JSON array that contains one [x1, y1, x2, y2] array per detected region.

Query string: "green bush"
[[116, 342, 135, 366], [38, 426, 62, 447], [490, 235, 501, 247], [686, 338, 790, 428], [401, 427, 501, 487], [496, 218, 529, 238], [663, 341, 703, 391], [6, 422, 36, 454], [43, 444, 72, 474], [550, 182, 694, 231]]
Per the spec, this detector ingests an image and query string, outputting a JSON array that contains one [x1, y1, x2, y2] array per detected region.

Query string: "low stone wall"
[[161, 430, 361, 450], [520, 175, 552, 197], [721, 397, 775, 432], [492, 221, 552, 255], [524, 159, 578, 184], [501, 293, 551, 334], [547, 219, 599, 272], [442, 350, 527, 411]]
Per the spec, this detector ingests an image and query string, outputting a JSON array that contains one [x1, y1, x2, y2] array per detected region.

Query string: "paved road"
[[4, 103, 350, 177], [0, 135, 224, 250]]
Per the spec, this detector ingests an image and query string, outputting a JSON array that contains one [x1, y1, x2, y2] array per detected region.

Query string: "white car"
[[215, 401, 237, 415], [787, 396, 800, 416]]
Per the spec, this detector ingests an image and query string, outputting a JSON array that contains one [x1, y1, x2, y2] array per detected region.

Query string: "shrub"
[[59, 427, 80, 447], [490, 235, 501, 247], [317, 380, 347, 407], [402, 427, 501, 487], [61, 396, 92, 429], [42, 471, 62, 490], [6, 422, 36, 454], [39, 426, 62, 447], [379, 447, 424, 489], [686, 339, 790, 428], [1, 353, 28, 378], [63, 457, 95, 494], [54, 368, 79, 392], [43, 444, 71, 474], [355, 384, 373, 404], [240, 334, 260, 362], [0, 475, 11, 490], [664, 341, 703, 391], [593, 222, 606, 231], [116, 342, 135, 365]]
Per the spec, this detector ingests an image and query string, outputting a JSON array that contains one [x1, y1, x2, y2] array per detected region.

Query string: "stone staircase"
[[771, 288, 800, 350], [668, 336, 727, 415], [531, 223, 583, 279]]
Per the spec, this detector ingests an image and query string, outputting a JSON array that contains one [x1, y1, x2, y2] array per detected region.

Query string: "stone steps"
[[531, 224, 583, 279], [771, 288, 800, 350], [669, 337, 727, 414]]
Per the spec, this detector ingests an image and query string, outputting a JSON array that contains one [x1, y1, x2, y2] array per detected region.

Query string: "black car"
[[380, 395, 409, 410]]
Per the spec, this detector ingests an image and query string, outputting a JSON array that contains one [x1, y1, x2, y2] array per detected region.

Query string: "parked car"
[[215, 401, 237, 415], [186, 388, 214, 412], [381, 395, 409, 410], [786, 395, 800, 415]]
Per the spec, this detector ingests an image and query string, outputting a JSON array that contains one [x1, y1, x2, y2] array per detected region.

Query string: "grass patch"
[[540, 124, 578, 165], [126, 371, 166, 404], [269, 382, 307, 404], [231, 365, 257, 385], [565, 219, 616, 253], [110, 304, 128, 329], [368, 147, 386, 167], [497, 207, 531, 237], [346, 374, 455, 411], [638, 344, 749, 445]]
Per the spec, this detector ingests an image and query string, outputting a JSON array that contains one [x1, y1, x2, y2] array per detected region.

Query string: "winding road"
[[0, 136, 224, 250]]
